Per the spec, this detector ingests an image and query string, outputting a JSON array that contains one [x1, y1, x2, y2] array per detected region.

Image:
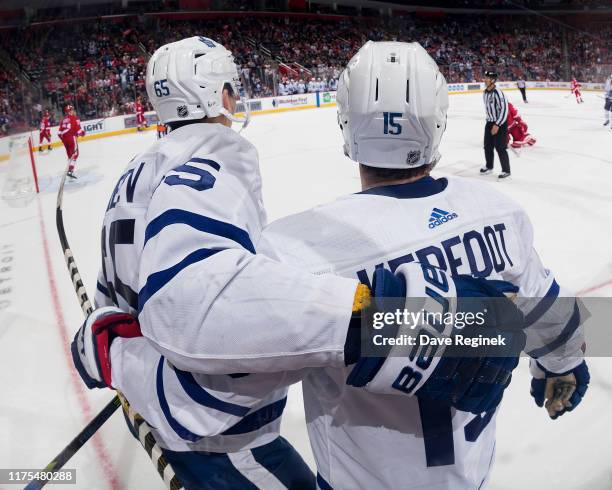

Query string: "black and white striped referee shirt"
[[483, 86, 508, 126]]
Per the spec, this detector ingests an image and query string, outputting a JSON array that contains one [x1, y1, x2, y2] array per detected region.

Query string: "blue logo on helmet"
[[198, 37, 216, 48]]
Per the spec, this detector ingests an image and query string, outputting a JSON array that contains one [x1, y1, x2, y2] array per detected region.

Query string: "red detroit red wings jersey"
[[507, 103, 519, 127], [40, 116, 50, 131], [58, 115, 83, 139]]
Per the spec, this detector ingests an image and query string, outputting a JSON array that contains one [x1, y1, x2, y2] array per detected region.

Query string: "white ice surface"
[[1, 90, 611, 489]]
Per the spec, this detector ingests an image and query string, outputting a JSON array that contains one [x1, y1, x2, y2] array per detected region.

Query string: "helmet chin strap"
[[429, 151, 441, 169], [219, 106, 251, 133]]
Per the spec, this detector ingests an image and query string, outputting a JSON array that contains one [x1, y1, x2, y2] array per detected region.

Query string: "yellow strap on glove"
[[352, 283, 371, 313]]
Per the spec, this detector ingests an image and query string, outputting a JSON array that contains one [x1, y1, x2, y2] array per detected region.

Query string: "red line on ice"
[[577, 279, 612, 297], [36, 198, 121, 490]]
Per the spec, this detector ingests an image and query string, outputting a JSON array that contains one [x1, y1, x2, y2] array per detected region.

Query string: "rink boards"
[[0, 79, 606, 162]]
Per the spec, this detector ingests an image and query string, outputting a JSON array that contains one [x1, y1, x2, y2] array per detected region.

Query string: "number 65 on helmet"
[[145, 36, 249, 128]]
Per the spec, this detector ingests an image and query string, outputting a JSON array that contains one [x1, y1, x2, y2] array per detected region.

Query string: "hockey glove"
[[71, 306, 142, 389], [347, 263, 526, 414], [530, 359, 589, 419]]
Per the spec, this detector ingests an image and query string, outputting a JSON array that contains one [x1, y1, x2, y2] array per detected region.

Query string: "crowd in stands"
[[0, 10, 609, 135], [0, 68, 39, 135], [568, 25, 612, 80]]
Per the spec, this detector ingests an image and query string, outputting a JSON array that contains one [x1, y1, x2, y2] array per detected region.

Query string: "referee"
[[517, 78, 527, 103], [480, 70, 511, 179]]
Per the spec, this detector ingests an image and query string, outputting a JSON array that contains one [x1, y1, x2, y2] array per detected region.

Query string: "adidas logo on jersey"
[[428, 207, 458, 229]]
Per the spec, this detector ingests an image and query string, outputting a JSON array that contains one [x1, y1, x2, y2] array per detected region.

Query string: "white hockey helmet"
[[146, 36, 249, 127], [337, 41, 448, 169]]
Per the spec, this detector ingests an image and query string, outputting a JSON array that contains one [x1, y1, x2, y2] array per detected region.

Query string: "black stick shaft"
[[23, 398, 121, 490]]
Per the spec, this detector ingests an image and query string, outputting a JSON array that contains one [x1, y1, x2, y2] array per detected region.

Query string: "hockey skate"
[[480, 167, 492, 175], [498, 172, 511, 179]]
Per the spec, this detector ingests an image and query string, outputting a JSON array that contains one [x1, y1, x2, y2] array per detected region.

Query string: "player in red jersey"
[[58, 104, 85, 179], [571, 78, 583, 104], [506, 102, 536, 149], [39, 110, 52, 152], [135, 98, 147, 131]]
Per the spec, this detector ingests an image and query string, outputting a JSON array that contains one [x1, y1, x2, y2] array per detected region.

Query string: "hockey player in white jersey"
[[257, 41, 590, 488], [72, 36, 329, 489], [603, 74, 612, 127], [71, 37, 530, 489], [307, 78, 317, 93]]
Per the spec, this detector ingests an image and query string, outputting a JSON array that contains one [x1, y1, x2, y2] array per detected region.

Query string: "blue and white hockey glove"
[[71, 306, 142, 389], [346, 263, 526, 414], [530, 359, 590, 419]]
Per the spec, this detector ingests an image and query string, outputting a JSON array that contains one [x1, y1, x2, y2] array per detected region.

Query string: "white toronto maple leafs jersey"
[[259, 176, 583, 490], [604, 78, 612, 100], [99, 121, 581, 486], [96, 122, 357, 453]]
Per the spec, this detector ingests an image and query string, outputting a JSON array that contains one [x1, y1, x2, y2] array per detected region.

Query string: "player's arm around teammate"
[[75, 37, 527, 414], [72, 37, 536, 490]]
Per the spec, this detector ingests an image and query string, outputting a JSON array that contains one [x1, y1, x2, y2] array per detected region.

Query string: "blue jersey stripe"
[[317, 473, 334, 490], [173, 367, 250, 417], [156, 357, 203, 443], [160, 448, 259, 490], [188, 157, 221, 171], [222, 397, 287, 436], [524, 280, 560, 327], [527, 301, 581, 358], [144, 209, 255, 253], [96, 280, 110, 298], [251, 436, 316, 488], [139, 247, 221, 311]]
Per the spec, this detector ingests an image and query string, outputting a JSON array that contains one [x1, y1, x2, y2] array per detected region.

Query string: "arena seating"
[[0, 9, 609, 133]]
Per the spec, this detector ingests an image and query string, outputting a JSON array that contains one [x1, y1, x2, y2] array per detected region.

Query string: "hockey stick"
[[509, 145, 522, 157], [26, 161, 183, 490], [24, 398, 121, 490]]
